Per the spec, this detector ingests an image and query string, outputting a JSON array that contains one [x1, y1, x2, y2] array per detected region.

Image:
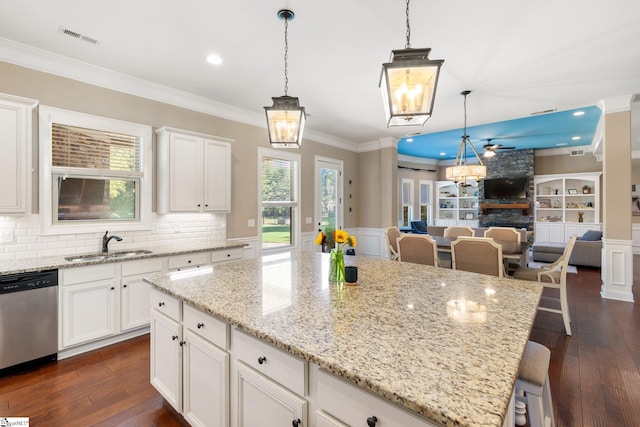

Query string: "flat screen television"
[[483, 177, 528, 199]]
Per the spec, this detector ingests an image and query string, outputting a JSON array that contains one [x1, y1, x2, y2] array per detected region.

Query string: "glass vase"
[[329, 249, 345, 282]]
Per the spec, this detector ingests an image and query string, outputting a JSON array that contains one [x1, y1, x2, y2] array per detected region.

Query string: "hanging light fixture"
[[445, 91, 487, 186], [264, 9, 306, 148], [379, 0, 444, 127]]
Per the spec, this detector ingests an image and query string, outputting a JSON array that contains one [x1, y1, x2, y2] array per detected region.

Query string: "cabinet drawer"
[[122, 257, 164, 276], [183, 303, 228, 350], [210, 248, 242, 263], [231, 328, 306, 396], [150, 287, 181, 321], [62, 264, 116, 286], [168, 252, 210, 270], [317, 369, 433, 427]]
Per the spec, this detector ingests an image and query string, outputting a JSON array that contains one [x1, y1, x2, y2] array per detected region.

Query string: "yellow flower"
[[314, 231, 325, 245], [347, 236, 357, 248], [334, 229, 349, 244]]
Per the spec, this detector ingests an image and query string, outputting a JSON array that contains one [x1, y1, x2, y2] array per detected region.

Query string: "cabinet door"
[[203, 139, 231, 212], [169, 133, 202, 211], [60, 278, 117, 348], [150, 310, 183, 411], [548, 223, 565, 243], [316, 410, 349, 427], [231, 360, 306, 427], [183, 329, 229, 427], [0, 95, 34, 214], [121, 273, 153, 331]]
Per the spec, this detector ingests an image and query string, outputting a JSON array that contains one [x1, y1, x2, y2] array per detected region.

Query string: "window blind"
[[51, 123, 142, 174], [262, 157, 296, 203]]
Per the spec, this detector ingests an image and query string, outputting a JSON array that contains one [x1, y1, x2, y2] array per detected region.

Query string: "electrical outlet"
[[174, 224, 181, 233], [2, 230, 14, 243]]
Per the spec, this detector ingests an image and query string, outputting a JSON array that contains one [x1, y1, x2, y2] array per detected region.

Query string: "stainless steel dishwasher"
[[0, 269, 58, 374]]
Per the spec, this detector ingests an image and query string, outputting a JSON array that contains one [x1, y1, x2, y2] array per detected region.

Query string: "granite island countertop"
[[0, 240, 246, 275], [145, 251, 543, 427]]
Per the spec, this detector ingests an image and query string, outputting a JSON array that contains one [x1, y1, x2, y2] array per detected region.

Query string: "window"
[[39, 106, 152, 234], [401, 179, 414, 227], [419, 180, 432, 223], [259, 148, 300, 251]]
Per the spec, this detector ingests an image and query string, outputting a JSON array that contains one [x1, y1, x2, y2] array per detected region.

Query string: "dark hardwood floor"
[[0, 260, 637, 426]]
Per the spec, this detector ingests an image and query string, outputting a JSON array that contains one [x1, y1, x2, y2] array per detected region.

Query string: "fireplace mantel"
[[480, 203, 530, 215]]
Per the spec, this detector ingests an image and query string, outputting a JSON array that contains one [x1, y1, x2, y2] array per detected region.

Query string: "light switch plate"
[[305, 217, 312, 224], [248, 219, 256, 228], [2, 229, 14, 243]]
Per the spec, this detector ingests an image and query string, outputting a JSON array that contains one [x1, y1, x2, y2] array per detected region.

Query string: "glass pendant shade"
[[380, 48, 444, 127], [265, 96, 306, 149], [445, 164, 487, 186]]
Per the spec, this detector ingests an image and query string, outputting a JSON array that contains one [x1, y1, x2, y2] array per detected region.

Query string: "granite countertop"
[[0, 241, 246, 275], [145, 251, 543, 427]]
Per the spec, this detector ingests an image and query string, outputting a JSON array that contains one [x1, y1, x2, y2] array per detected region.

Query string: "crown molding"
[[0, 37, 358, 151], [397, 154, 440, 166], [357, 137, 398, 153]]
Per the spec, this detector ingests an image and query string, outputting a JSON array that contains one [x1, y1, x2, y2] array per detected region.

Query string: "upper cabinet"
[[156, 127, 232, 214], [0, 93, 37, 214]]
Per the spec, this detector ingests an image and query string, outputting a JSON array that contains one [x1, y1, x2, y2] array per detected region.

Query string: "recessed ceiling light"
[[440, 152, 446, 156], [206, 54, 223, 65], [557, 143, 569, 146], [573, 111, 585, 116], [572, 136, 581, 140], [406, 138, 414, 142]]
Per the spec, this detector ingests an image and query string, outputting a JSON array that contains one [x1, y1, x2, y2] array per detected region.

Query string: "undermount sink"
[[65, 249, 152, 262]]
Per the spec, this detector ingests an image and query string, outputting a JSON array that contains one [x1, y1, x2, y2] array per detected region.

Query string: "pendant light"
[[379, 0, 444, 127], [445, 91, 487, 186], [264, 9, 306, 148]]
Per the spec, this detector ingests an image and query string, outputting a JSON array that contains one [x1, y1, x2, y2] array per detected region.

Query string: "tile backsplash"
[[0, 213, 226, 260]]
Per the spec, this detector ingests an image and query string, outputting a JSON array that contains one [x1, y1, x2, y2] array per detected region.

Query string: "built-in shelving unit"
[[534, 172, 601, 242], [435, 181, 479, 227]]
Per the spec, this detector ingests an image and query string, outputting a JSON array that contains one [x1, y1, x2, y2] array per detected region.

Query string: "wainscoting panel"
[[632, 223, 640, 254], [352, 227, 385, 259], [601, 238, 634, 302]]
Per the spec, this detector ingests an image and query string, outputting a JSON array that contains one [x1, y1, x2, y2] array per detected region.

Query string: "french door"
[[315, 158, 343, 251]]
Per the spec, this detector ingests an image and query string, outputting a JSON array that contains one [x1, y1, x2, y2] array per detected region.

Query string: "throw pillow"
[[579, 230, 602, 241]]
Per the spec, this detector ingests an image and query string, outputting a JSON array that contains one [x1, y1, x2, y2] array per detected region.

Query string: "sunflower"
[[334, 229, 349, 244]]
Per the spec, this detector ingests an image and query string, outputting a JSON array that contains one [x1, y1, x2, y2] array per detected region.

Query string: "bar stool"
[[515, 341, 555, 427]]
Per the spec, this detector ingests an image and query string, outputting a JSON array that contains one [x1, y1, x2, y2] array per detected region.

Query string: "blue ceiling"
[[397, 106, 602, 160]]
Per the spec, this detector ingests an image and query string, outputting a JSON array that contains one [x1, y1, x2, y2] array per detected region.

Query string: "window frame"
[[401, 178, 414, 227], [419, 180, 433, 224], [39, 105, 152, 235], [258, 147, 301, 253]]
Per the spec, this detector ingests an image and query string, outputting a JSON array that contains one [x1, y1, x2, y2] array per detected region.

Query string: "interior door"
[[315, 158, 343, 251]]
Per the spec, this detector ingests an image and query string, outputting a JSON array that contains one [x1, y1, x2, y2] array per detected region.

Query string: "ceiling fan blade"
[[497, 146, 516, 150]]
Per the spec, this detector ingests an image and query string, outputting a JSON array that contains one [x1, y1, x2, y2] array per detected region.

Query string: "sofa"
[[531, 230, 602, 268]]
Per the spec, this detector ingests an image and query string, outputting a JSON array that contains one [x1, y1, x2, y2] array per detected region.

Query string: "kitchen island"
[[145, 251, 543, 427]]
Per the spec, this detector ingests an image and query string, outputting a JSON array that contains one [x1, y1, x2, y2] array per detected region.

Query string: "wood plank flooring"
[[0, 260, 638, 426]]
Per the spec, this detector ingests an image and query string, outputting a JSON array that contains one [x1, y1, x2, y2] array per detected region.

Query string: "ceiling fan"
[[482, 138, 515, 157]]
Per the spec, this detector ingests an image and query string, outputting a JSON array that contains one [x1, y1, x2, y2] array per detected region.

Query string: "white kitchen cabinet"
[[59, 264, 118, 348], [534, 222, 565, 243], [156, 127, 232, 214], [183, 329, 229, 427], [316, 368, 435, 427], [150, 306, 183, 411], [231, 360, 307, 427], [0, 93, 37, 214], [168, 252, 212, 271], [121, 258, 164, 331], [316, 410, 349, 427], [150, 288, 230, 425]]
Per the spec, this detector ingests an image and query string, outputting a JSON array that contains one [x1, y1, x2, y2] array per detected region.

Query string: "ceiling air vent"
[[570, 149, 585, 157], [59, 27, 99, 45]]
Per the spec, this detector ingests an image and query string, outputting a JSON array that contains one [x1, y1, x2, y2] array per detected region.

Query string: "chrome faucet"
[[102, 231, 122, 253]]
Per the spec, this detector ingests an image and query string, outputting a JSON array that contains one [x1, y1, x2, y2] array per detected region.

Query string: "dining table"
[[431, 235, 530, 268]]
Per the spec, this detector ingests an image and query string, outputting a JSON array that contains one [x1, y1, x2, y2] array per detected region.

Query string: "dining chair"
[[451, 236, 504, 277], [484, 227, 523, 273], [396, 234, 439, 266], [513, 235, 577, 336], [443, 226, 474, 238], [384, 226, 401, 261]]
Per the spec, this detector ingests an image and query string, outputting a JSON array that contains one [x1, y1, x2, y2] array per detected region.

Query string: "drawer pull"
[[367, 416, 378, 427], [179, 341, 186, 347], [158, 302, 165, 307], [197, 322, 205, 329], [292, 419, 301, 427], [172, 335, 179, 341], [258, 356, 267, 365], [110, 287, 115, 290]]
